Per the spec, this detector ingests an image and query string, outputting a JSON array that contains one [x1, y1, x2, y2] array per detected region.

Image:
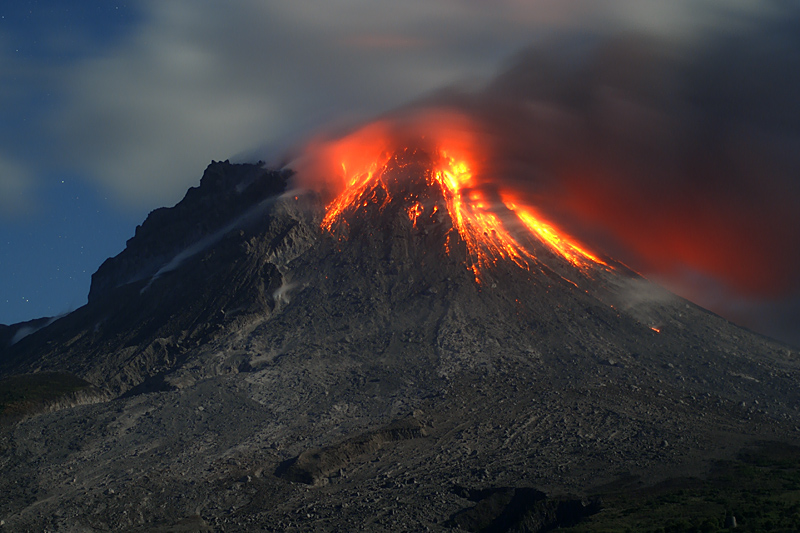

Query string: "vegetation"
[[0, 372, 92, 421], [568, 443, 800, 532]]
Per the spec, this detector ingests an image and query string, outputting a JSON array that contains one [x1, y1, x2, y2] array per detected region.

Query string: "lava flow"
[[306, 114, 608, 281]]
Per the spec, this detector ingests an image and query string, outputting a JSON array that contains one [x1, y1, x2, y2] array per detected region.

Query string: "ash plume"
[[292, 4, 800, 345], [450, 25, 800, 300]]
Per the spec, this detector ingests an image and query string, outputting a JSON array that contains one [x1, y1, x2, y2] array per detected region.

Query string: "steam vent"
[[1, 156, 799, 531]]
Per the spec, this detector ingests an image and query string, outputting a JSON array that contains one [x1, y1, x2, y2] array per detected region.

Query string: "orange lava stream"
[[433, 153, 531, 280], [321, 154, 391, 232], [502, 198, 608, 270], [321, 148, 607, 280]]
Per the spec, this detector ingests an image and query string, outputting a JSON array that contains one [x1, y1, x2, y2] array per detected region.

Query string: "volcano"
[[1, 150, 799, 531]]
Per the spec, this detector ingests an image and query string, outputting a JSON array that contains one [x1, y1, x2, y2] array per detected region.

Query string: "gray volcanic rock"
[[0, 157, 798, 531], [88, 160, 289, 303], [446, 487, 600, 532], [277, 416, 428, 485]]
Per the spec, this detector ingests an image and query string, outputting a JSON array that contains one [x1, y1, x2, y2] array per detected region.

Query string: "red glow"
[[301, 110, 609, 281], [502, 197, 607, 271], [557, 165, 800, 298], [407, 202, 423, 226]]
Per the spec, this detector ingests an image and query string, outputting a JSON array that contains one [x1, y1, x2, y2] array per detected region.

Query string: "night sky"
[[1, 1, 798, 346]]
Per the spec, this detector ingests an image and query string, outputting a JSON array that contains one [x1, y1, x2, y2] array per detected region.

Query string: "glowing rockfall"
[[320, 146, 609, 281]]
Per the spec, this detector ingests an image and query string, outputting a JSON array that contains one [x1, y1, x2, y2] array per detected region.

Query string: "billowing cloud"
[[494, 18, 800, 301], [415, 5, 800, 345], [50, 0, 772, 208], [289, 2, 800, 345]]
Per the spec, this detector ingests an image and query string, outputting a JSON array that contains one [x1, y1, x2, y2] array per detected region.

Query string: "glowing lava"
[[434, 152, 531, 279], [502, 197, 607, 270], [306, 113, 608, 281]]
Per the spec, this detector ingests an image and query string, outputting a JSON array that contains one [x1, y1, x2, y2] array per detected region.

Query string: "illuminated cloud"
[[3, 0, 796, 343], [413, 5, 800, 344], [49, 0, 771, 207], [287, 1, 800, 345]]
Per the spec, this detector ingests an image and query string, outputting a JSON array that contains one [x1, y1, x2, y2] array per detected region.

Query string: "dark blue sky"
[[1, 2, 146, 322], [1, 1, 797, 346]]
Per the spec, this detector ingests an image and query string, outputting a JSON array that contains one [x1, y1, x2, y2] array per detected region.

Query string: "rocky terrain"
[[0, 159, 798, 531]]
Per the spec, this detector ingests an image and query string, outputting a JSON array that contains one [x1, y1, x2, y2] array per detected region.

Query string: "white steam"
[[272, 280, 299, 305], [10, 315, 61, 346], [140, 191, 292, 293]]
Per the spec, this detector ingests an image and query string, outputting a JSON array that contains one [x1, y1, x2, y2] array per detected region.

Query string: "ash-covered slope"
[[0, 158, 798, 531]]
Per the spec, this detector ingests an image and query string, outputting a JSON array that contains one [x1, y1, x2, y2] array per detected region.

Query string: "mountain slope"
[[0, 159, 798, 531]]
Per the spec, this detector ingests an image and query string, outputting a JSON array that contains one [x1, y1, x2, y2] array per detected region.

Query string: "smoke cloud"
[[44, 0, 773, 209], [292, 4, 800, 346], [423, 7, 800, 345]]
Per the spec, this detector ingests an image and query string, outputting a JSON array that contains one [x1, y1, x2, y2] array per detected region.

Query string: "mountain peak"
[[88, 161, 289, 302], [319, 146, 610, 288]]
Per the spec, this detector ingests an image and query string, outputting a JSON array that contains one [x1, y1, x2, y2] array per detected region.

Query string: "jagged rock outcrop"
[[89, 160, 290, 302]]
